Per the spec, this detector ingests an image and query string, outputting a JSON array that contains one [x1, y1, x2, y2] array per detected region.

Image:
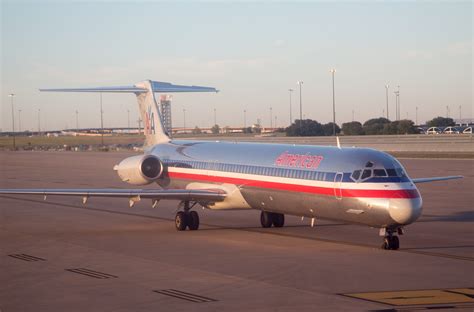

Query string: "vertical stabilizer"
[[134, 80, 170, 146]]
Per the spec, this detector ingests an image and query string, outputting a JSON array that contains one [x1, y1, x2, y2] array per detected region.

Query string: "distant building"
[[160, 95, 173, 135], [454, 118, 474, 126]]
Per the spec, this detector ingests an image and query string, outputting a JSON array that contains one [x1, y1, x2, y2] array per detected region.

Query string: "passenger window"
[[373, 169, 387, 177], [351, 170, 361, 180], [361, 169, 372, 179]]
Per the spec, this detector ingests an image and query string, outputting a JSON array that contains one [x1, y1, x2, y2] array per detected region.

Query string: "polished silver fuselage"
[[152, 140, 422, 229]]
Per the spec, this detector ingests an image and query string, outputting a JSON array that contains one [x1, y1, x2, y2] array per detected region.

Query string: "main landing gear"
[[260, 211, 285, 228], [381, 228, 402, 250], [175, 201, 200, 231]]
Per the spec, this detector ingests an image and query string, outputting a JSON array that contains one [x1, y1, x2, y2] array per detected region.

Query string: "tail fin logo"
[[144, 106, 156, 135]]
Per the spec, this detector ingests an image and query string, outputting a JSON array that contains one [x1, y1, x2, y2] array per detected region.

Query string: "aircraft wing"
[[411, 175, 463, 184], [0, 188, 226, 207]]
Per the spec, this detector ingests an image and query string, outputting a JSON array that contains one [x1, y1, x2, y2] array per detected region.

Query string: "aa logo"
[[144, 106, 155, 135]]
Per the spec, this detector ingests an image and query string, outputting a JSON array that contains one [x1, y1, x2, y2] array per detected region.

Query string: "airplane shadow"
[[404, 245, 474, 251], [420, 210, 474, 223], [197, 223, 349, 232]]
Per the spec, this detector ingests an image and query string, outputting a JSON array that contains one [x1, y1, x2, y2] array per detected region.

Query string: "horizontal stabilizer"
[[412, 175, 463, 184], [39, 86, 147, 93], [40, 81, 218, 94], [150, 81, 218, 93]]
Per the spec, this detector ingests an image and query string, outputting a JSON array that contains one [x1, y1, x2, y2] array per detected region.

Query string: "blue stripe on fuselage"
[[163, 159, 408, 183]]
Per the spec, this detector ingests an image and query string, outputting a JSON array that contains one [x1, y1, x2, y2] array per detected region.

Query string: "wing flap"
[[0, 188, 226, 201], [412, 175, 463, 184]]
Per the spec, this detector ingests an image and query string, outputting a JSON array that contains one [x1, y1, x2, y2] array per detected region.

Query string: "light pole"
[[244, 109, 247, 128], [100, 92, 104, 145], [270, 107, 273, 128], [9, 93, 16, 150], [183, 108, 186, 133], [385, 84, 389, 119], [18, 109, 22, 132], [213, 108, 216, 126], [127, 109, 130, 130], [75, 110, 79, 130], [446, 106, 449, 118], [297, 81, 303, 121], [394, 90, 399, 120], [415, 106, 418, 125], [288, 88, 293, 125], [397, 85, 400, 120], [459, 105, 461, 121], [330, 69, 336, 136], [38, 109, 41, 134]]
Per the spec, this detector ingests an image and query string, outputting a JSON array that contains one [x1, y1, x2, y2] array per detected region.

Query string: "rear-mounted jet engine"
[[114, 155, 163, 185]]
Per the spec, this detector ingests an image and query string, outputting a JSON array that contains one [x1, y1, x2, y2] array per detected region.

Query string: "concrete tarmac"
[[0, 151, 473, 311]]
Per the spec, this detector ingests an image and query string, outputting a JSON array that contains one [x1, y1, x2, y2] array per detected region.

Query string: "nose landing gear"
[[175, 201, 200, 231], [381, 228, 401, 250]]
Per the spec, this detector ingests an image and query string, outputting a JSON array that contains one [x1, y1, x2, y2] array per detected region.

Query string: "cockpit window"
[[361, 169, 372, 179], [386, 169, 397, 177], [373, 169, 387, 177], [351, 170, 361, 180], [395, 167, 406, 178]]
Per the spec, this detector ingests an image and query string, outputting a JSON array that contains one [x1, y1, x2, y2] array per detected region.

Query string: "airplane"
[[0, 80, 463, 250]]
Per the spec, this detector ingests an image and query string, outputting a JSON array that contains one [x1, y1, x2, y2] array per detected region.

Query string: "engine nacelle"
[[114, 155, 163, 185]]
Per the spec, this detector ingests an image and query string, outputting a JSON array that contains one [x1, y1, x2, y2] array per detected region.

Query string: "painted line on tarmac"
[[341, 287, 474, 306], [2, 195, 473, 263]]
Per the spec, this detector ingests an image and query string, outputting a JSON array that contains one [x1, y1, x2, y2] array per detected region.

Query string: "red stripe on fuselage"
[[167, 171, 420, 199]]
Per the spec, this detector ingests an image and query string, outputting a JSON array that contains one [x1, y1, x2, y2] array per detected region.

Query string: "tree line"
[[285, 116, 456, 136]]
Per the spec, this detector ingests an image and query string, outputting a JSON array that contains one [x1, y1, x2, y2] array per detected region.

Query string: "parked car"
[[443, 126, 461, 134], [463, 127, 472, 134], [426, 127, 441, 134], [417, 127, 426, 134]]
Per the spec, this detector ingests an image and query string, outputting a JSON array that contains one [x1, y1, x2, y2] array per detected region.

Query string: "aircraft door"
[[334, 172, 343, 200]]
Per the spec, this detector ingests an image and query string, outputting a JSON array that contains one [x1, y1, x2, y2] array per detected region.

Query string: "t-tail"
[[40, 80, 218, 146]]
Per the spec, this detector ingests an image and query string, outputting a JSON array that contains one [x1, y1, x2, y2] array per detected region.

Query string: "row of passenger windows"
[[164, 159, 332, 181]]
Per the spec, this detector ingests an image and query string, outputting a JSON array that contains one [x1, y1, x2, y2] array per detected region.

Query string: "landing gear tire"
[[175, 211, 188, 231], [260, 211, 273, 228], [390, 236, 400, 250], [188, 211, 200, 231], [382, 235, 400, 250], [272, 213, 285, 228]]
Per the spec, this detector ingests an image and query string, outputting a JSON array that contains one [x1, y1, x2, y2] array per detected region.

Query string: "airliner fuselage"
[[152, 140, 422, 229]]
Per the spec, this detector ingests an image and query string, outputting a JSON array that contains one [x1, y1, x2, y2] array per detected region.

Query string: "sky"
[[1, 1, 472, 131]]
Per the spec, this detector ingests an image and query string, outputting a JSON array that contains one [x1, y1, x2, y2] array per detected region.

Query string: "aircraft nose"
[[389, 197, 423, 225]]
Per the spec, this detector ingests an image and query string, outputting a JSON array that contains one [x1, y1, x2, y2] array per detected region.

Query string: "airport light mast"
[[9, 93, 16, 150], [297, 81, 303, 122], [385, 84, 389, 119], [183, 108, 186, 133], [330, 69, 336, 136], [270, 107, 273, 129], [288, 88, 293, 126], [18, 109, 22, 132], [127, 109, 130, 130], [100, 92, 104, 146]]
